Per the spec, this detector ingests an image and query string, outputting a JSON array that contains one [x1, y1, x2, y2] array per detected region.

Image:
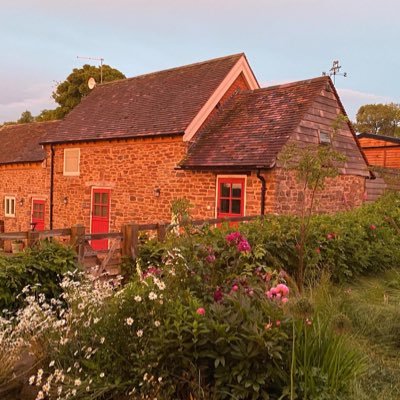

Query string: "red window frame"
[[217, 177, 245, 218]]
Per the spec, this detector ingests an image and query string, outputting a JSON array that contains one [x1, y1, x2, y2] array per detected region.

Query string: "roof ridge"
[[97, 53, 245, 88], [1, 120, 60, 130], [254, 76, 330, 92]]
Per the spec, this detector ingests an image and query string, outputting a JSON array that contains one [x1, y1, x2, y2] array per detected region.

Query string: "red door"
[[91, 189, 110, 250], [31, 200, 45, 231], [217, 178, 245, 218]]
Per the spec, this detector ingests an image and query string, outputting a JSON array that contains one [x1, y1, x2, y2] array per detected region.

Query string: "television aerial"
[[77, 55, 105, 83]]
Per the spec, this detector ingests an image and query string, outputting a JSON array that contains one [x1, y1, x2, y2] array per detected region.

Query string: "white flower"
[[136, 329, 143, 337], [57, 386, 62, 395], [100, 336, 105, 344], [94, 317, 100, 324], [72, 388, 77, 396], [29, 375, 35, 385], [36, 391, 44, 400], [74, 378, 81, 386], [126, 317, 134, 326], [154, 320, 161, 327], [100, 372, 105, 378], [42, 382, 50, 393], [158, 376, 163, 382], [134, 295, 142, 302], [49, 360, 55, 368], [149, 292, 157, 300]]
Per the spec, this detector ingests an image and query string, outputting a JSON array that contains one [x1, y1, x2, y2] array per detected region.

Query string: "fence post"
[[70, 224, 85, 263], [157, 223, 167, 242], [122, 223, 139, 259], [27, 230, 40, 248], [0, 220, 4, 251]]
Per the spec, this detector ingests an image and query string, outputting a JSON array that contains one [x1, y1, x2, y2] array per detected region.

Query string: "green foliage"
[[0, 241, 77, 312], [17, 110, 34, 124], [52, 64, 126, 118], [355, 103, 400, 136]]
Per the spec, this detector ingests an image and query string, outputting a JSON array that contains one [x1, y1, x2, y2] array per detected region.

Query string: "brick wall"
[[0, 162, 49, 233]]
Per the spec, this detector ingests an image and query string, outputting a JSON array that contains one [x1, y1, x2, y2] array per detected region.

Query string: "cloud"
[[337, 88, 394, 120], [0, 82, 56, 123]]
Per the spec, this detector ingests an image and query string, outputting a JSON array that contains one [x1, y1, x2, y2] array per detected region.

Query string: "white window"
[[63, 148, 80, 176], [4, 196, 16, 217], [319, 131, 332, 145]]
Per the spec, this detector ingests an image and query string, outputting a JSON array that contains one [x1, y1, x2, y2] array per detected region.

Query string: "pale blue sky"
[[1, 0, 399, 123]]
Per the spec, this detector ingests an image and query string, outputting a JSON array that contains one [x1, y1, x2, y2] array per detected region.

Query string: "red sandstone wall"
[[50, 138, 268, 231], [0, 162, 49, 232], [272, 168, 365, 214]]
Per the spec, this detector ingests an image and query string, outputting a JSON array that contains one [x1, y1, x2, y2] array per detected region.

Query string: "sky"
[[1, 0, 399, 123]]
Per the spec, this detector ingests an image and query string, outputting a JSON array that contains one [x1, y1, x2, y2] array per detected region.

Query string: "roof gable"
[[44, 54, 258, 144], [181, 77, 329, 169], [0, 121, 60, 165]]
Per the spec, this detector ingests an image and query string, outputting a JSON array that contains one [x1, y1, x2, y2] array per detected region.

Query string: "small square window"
[[4, 196, 16, 217], [63, 148, 80, 176], [319, 131, 331, 145]]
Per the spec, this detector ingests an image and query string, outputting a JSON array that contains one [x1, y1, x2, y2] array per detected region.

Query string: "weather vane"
[[322, 60, 347, 85]]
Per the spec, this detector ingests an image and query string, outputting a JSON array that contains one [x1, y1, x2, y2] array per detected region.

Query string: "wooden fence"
[[0, 215, 262, 263]]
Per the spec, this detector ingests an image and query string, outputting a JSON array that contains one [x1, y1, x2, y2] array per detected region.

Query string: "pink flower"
[[237, 240, 251, 252], [231, 284, 239, 292], [276, 284, 289, 296], [225, 232, 243, 244], [370, 224, 376, 230], [213, 287, 223, 302], [326, 233, 335, 240], [205, 254, 216, 263], [196, 307, 206, 316], [316, 247, 321, 254], [275, 320, 281, 327], [281, 297, 289, 304], [306, 318, 312, 326]]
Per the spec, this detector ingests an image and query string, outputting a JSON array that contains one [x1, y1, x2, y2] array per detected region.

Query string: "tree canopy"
[[17, 110, 34, 124], [51, 64, 126, 118], [354, 103, 400, 137]]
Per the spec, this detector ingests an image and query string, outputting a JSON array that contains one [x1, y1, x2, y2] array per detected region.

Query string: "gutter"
[[49, 145, 54, 229], [256, 169, 266, 216]]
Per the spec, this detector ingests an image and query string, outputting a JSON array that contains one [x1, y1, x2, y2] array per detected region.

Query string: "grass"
[[307, 270, 400, 400]]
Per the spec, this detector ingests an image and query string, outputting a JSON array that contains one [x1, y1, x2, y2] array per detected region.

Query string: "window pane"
[[5, 200, 9, 214], [220, 199, 230, 213], [232, 184, 242, 198], [231, 199, 241, 214], [101, 193, 109, 205], [220, 183, 230, 198], [101, 206, 108, 217], [94, 193, 101, 203], [94, 205, 101, 216]]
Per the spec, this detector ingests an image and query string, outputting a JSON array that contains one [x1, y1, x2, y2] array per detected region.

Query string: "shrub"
[[0, 241, 77, 312]]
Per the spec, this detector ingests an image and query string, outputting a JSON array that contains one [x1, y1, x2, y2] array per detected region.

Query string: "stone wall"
[[272, 168, 366, 214], [0, 162, 49, 233], [50, 138, 270, 231]]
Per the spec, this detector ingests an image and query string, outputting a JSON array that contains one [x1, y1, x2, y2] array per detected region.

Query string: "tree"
[[51, 64, 126, 118], [17, 110, 34, 124], [354, 103, 400, 137]]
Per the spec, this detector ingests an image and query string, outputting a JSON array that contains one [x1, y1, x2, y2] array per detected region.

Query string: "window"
[[4, 196, 16, 217], [319, 131, 332, 145], [217, 177, 246, 217], [63, 148, 80, 176]]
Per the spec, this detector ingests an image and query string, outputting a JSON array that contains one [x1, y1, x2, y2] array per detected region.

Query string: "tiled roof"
[[181, 77, 330, 169], [43, 54, 244, 144], [0, 121, 60, 165]]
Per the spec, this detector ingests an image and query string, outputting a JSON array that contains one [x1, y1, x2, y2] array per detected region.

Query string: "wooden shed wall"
[[358, 136, 400, 168]]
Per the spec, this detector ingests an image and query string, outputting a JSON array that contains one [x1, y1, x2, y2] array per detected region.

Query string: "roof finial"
[[322, 60, 347, 85]]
